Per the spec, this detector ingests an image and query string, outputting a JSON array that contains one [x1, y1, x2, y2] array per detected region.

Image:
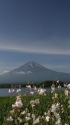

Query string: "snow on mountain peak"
[[30, 62, 34, 68], [27, 61, 43, 68]]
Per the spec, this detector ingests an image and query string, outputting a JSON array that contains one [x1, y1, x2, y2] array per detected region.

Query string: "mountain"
[[0, 61, 70, 84]]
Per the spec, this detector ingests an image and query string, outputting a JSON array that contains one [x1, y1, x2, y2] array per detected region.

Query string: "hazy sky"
[[0, 0, 70, 74]]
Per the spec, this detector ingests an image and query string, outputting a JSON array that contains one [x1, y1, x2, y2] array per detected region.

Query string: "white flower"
[[16, 95, 22, 101], [58, 85, 61, 88], [67, 84, 70, 89], [51, 86, 55, 93], [30, 91, 34, 95], [33, 86, 37, 91], [16, 89, 21, 93], [51, 104, 56, 112], [10, 109, 15, 115], [15, 100, 23, 108], [38, 89, 46, 95], [12, 100, 23, 109], [26, 85, 31, 89], [18, 117, 22, 123], [56, 103, 60, 109], [55, 119, 61, 125], [25, 116, 31, 121], [65, 90, 69, 96], [44, 112, 47, 115], [30, 99, 40, 107], [55, 93, 58, 98], [21, 110, 26, 115], [12, 104, 17, 108], [30, 100, 35, 105], [57, 80, 59, 83], [45, 116, 50, 122], [32, 114, 35, 120], [54, 113, 60, 119], [8, 89, 15, 93], [64, 84, 67, 87], [35, 99, 40, 104], [33, 117, 39, 124], [7, 116, 13, 122]]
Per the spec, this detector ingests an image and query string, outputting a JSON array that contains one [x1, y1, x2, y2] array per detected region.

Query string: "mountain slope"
[[0, 61, 70, 84]]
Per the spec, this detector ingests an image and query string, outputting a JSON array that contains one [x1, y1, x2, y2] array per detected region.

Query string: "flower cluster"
[[3, 83, 70, 125]]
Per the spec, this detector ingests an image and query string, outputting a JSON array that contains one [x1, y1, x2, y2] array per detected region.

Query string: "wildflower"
[[45, 116, 50, 122], [30, 100, 35, 105], [64, 83, 67, 87], [38, 88, 46, 95], [30, 91, 34, 95], [67, 84, 70, 89], [16, 88, 21, 93], [32, 114, 35, 120], [33, 86, 37, 91], [57, 80, 59, 83], [15, 100, 23, 108], [55, 93, 58, 98], [51, 85, 55, 93], [35, 99, 40, 104], [30, 99, 40, 108], [26, 85, 31, 89], [12, 100, 23, 109], [56, 103, 60, 109], [55, 119, 61, 125], [12, 104, 18, 109], [33, 117, 39, 124], [7, 116, 13, 122], [58, 85, 61, 88], [10, 109, 15, 115], [8, 89, 15, 93], [64, 90, 69, 96], [21, 110, 26, 115], [44, 112, 47, 115], [16, 95, 22, 101], [51, 104, 56, 112], [18, 117, 22, 123], [25, 116, 31, 121], [54, 113, 60, 119]]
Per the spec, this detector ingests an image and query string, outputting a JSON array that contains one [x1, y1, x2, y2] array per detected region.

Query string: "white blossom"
[[33, 117, 39, 124], [18, 117, 22, 123], [45, 116, 50, 122], [7, 116, 13, 122]]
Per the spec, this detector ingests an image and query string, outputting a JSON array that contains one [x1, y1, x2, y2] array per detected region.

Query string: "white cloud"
[[15, 71, 32, 75], [0, 40, 70, 55], [15, 71, 26, 75], [0, 70, 9, 75]]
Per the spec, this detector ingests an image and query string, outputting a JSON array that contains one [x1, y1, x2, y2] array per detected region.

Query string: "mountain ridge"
[[0, 61, 70, 84]]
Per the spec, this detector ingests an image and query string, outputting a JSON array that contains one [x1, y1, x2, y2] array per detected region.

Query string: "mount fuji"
[[0, 61, 70, 84]]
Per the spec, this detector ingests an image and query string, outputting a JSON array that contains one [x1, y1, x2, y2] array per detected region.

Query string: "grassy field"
[[0, 90, 70, 125]]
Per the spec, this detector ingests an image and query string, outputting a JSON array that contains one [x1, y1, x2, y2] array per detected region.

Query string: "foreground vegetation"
[[0, 84, 70, 125]]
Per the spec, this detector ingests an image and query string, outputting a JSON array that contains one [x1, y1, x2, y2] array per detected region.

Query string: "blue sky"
[[0, 0, 70, 74]]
